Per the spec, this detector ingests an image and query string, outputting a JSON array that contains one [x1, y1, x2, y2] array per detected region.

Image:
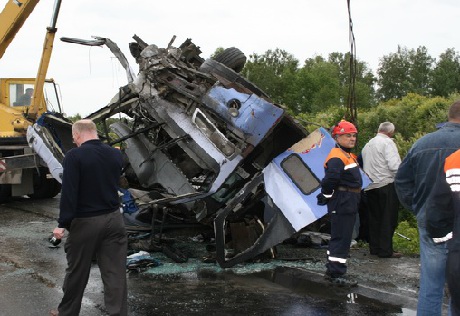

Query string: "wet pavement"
[[0, 195, 447, 315]]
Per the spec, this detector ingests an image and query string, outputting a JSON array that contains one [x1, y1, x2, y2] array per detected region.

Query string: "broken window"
[[192, 108, 236, 157], [281, 153, 320, 195]]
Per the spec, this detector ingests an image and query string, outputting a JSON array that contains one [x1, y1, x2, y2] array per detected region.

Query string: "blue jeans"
[[417, 225, 449, 316]]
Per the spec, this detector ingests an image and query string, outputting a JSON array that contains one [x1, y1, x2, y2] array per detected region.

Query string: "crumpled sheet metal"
[[61, 35, 322, 269]]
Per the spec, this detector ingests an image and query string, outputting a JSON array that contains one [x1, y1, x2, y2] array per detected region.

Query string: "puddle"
[[125, 266, 418, 316], [255, 266, 417, 315]]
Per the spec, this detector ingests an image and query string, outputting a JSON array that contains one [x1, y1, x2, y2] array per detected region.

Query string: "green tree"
[[377, 46, 434, 101], [242, 48, 299, 107], [302, 56, 341, 113], [408, 46, 434, 95], [279, 66, 314, 114], [67, 114, 82, 122], [431, 48, 460, 97], [211, 47, 225, 58], [377, 46, 412, 101], [328, 52, 376, 109], [241, 49, 376, 116]]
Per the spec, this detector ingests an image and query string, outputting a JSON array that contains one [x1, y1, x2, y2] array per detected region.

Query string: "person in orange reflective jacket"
[[427, 149, 460, 315], [317, 120, 362, 287], [444, 151, 460, 316]]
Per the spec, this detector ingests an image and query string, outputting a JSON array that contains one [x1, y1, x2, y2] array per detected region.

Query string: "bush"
[[393, 221, 419, 254], [398, 207, 417, 227]]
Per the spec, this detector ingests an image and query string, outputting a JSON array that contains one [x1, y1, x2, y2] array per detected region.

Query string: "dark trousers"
[[357, 192, 370, 242], [58, 211, 128, 316], [326, 191, 360, 277], [447, 247, 460, 316], [365, 183, 399, 257]]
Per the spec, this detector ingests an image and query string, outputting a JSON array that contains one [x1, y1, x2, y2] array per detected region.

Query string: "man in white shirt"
[[361, 122, 402, 258]]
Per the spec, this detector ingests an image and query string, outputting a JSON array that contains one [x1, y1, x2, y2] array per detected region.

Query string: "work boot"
[[378, 252, 402, 258], [324, 273, 358, 287]]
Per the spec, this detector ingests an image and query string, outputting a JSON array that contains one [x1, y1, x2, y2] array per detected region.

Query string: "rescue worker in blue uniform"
[[317, 120, 362, 287], [427, 149, 460, 315]]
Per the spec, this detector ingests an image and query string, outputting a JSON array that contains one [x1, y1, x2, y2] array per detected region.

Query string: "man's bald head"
[[72, 119, 98, 146], [448, 100, 460, 123]]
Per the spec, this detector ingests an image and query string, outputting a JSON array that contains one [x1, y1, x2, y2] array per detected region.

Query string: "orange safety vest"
[[324, 148, 359, 170]]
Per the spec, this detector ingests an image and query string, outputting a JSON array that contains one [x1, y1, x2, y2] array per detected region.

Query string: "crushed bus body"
[[29, 35, 352, 268]]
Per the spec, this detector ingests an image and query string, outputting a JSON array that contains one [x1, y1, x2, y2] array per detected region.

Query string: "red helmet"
[[331, 120, 358, 137]]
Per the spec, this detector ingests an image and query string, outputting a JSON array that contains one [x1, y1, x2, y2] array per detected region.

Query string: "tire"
[[0, 184, 12, 203], [199, 59, 269, 99], [27, 168, 61, 199], [213, 47, 247, 73]]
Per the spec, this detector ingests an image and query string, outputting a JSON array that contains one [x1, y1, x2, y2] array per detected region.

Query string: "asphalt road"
[[0, 195, 436, 316]]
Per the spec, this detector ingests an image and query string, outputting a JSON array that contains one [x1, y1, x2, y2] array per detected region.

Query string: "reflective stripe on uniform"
[[433, 232, 453, 243], [446, 176, 460, 185], [445, 153, 460, 192], [323, 190, 334, 198], [328, 256, 347, 264], [344, 162, 358, 170], [446, 168, 460, 178], [446, 168, 460, 192]]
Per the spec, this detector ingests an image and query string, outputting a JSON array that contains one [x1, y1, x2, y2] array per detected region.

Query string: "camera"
[[49, 235, 61, 247]]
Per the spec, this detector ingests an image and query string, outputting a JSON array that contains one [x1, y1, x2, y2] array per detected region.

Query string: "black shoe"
[[378, 252, 402, 258], [324, 274, 358, 287]]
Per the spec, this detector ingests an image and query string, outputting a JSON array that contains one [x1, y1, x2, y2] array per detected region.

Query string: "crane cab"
[[0, 78, 61, 138]]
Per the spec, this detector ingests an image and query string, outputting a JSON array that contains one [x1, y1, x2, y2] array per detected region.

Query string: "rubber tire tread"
[[213, 47, 247, 73], [0, 184, 12, 203], [27, 168, 61, 199], [0, 137, 27, 146]]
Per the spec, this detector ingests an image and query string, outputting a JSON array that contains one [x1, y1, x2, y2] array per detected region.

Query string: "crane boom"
[[31, 0, 62, 115], [0, 0, 40, 60]]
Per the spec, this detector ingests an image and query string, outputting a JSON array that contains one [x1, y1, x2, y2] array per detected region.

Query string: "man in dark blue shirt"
[[51, 119, 127, 316], [317, 120, 362, 287], [395, 100, 460, 315]]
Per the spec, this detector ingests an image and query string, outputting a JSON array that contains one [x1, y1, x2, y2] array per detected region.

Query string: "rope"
[[346, 0, 358, 127]]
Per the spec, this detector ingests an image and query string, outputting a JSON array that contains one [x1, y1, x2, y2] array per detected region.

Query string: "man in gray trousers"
[[51, 119, 127, 316]]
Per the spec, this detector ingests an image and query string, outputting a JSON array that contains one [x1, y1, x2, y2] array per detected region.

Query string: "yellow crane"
[[0, 0, 63, 201]]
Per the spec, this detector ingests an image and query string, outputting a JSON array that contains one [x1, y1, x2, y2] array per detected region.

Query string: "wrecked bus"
[[28, 36, 366, 268]]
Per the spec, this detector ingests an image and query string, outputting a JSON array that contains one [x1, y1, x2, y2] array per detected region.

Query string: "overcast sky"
[[0, 0, 458, 117]]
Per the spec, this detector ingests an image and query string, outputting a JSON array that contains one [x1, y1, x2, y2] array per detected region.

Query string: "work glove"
[[316, 193, 330, 206]]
